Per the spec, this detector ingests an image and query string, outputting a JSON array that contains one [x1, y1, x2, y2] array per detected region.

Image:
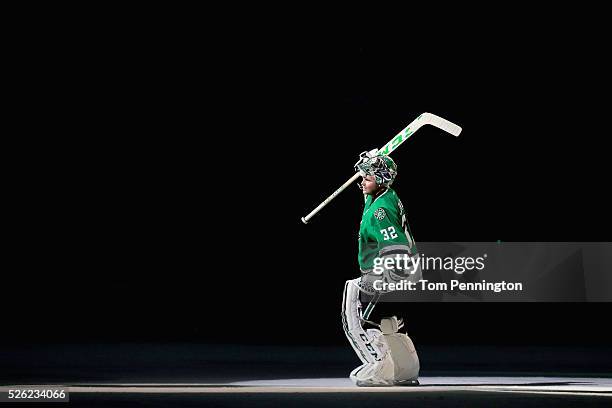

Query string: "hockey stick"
[[301, 113, 461, 224]]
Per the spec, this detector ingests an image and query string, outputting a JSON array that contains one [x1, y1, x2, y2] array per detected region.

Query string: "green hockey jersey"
[[358, 188, 417, 271]]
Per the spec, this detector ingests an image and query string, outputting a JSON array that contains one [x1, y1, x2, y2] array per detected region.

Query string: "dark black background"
[[5, 17, 611, 351]]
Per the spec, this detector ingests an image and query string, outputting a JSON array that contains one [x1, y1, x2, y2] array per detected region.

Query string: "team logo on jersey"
[[374, 208, 386, 220]]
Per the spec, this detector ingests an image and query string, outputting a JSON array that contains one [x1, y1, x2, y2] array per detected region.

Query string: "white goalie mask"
[[354, 150, 397, 188]]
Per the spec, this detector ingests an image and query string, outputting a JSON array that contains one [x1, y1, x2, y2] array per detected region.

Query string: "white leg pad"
[[341, 278, 385, 365], [381, 316, 420, 383]]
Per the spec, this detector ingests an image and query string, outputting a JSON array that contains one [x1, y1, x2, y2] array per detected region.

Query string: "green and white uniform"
[[343, 186, 421, 384], [358, 187, 416, 272], [343, 152, 421, 386]]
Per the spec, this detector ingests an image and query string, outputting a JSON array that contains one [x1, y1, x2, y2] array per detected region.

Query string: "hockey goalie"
[[341, 149, 422, 387], [302, 113, 460, 386]]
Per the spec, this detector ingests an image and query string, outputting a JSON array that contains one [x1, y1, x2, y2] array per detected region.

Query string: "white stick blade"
[[421, 112, 462, 136]]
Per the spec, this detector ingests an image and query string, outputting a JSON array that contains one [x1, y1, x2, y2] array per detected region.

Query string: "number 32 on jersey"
[[380, 226, 398, 241]]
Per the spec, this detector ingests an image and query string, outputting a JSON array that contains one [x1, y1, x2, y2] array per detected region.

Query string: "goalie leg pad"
[[349, 328, 392, 386], [341, 278, 385, 365], [381, 316, 420, 384]]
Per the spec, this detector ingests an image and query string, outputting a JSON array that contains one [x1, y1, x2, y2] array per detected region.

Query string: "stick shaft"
[[302, 116, 426, 224], [301, 172, 361, 224], [301, 113, 461, 224]]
